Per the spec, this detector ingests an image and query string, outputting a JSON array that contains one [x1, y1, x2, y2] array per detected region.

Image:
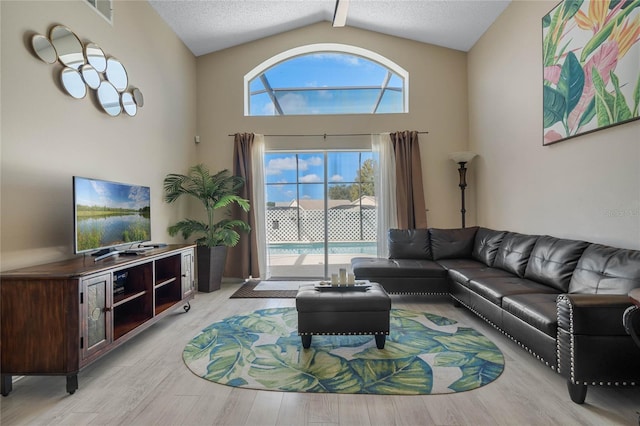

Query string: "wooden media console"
[[0, 244, 195, 396]]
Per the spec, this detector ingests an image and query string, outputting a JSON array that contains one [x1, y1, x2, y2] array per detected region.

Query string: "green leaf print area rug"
[[182, 308, 504, 395]]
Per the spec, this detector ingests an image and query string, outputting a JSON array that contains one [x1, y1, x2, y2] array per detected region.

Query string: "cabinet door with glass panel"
[[181, 250, 195, 298], [80, 273, 112, 360]]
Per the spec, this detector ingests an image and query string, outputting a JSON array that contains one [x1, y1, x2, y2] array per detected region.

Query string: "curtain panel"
[[389, 130, 427, 229], [226, 133, 261, 278], [372, 132, 398, 257]]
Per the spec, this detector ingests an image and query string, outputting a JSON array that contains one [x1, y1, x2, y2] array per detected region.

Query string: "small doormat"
[[183, 308, 505, 395], [229, 280, 307, 298]]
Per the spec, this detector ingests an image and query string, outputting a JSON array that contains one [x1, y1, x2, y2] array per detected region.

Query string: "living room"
[[1, 0, 639, 424]]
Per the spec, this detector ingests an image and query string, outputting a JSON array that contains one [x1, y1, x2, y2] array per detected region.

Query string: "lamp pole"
[[457, 161, 469, 228], [448, 151, 476, 229]]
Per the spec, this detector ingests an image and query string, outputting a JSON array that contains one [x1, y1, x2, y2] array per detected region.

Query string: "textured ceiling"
[[148, 0, 511, 57]]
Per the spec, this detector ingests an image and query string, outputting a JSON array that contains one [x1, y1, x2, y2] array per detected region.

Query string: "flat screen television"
[[73, 176, 151, 256]]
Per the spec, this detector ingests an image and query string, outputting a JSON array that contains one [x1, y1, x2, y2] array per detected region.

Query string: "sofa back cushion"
[[388, 229, 432, 260], [493, 232, 539, 277], [568, 244, 640, 294], [524, 235, 589, 292], [430, 227, 478, 260], [472, 228, 506, 267]]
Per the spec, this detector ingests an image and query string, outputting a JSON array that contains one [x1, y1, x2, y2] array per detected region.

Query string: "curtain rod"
[[228, 131, 429, 137]]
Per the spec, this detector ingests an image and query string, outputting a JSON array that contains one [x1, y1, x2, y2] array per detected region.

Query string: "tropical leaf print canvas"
[[543, 0, 640, 145]]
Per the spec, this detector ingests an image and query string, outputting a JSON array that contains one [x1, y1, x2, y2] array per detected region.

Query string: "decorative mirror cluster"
[[30, 25, 143, 117]]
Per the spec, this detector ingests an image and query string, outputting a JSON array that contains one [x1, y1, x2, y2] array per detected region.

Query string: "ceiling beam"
[[332, 0, 350, 27]]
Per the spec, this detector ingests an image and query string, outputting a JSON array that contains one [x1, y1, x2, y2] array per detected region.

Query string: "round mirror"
[[60, 67, 86, 99], [85, 42, 106, 73], [121, 92, 137, 116], [132, 88, 144, 107], [105, 58, 128, 92], [31, 34, 57, 64], [49, 25, 84, 70], [97, 81, 122, 116], [81, 64, 101, 89]]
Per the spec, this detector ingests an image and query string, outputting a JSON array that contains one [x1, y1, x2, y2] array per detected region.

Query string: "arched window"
[[245, 43, 408, 116]]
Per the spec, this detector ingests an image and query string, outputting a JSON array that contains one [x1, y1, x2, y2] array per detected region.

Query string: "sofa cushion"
[[447, 266, 514, 287], [502, 293, 559, 337], [524, 235, 589, 292], [467, 276, 559, 306], [351, 257, 445, 279], [568, 244, 640, 294], [430, 227, 478, 260], [493, 232, 539, 277], [388, 228, 431, 260], [437, 258, 485, 271], [472, 228, 506, 267]]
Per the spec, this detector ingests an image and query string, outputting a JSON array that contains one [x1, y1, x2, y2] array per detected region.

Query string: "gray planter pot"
[[197, 245, 228, 292]]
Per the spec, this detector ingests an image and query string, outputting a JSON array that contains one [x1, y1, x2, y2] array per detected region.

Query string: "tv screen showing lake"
[[77, 213, 151, 251], [74, 177, 151, 252]]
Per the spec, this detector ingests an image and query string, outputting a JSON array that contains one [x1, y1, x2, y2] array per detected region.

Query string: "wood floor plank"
[[275, 392, 311, 425], [1, 283, 639, 425], [336, 394, 371, 426], [244, 390, 283, 426], [390, 395, 435, 425]]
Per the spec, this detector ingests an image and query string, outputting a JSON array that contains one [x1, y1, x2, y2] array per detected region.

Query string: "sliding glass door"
[[265, 150, 377, 279]]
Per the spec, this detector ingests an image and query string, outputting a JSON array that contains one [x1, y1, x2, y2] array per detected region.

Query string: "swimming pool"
[[268, 241, 377, 255]]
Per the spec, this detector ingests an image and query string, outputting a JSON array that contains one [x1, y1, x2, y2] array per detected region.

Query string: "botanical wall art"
[[542, 0, 640, 145]]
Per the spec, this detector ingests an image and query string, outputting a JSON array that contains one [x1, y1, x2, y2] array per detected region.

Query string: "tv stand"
[[0, 244, 195, 396], [92, 248, 119, 262], [92, 248, 114, 257]]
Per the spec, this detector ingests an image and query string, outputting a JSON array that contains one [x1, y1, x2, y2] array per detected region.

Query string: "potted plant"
[[164, 164, 250, 292]]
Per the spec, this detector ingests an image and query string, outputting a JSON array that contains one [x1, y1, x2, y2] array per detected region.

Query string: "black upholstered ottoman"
[[295, 282, 391, 349]]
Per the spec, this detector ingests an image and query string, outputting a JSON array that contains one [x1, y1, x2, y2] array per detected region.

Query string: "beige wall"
[[0, 0, 197, 270], [469, 0, 640, 249], [196, 22, 472, 230]]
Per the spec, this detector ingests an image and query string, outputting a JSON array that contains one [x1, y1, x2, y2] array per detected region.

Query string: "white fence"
[[266, 208, 376, 242]]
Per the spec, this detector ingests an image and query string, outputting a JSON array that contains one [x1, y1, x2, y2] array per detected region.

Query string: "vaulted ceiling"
[[148, 0, 511, 57]]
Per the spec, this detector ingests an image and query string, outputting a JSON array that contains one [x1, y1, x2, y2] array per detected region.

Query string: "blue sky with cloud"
[[250, 53, 403, 115], [265, 151, 374, 203]]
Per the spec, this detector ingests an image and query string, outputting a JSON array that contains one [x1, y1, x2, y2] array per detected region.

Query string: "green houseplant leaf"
[[164, 164, 251, 247]]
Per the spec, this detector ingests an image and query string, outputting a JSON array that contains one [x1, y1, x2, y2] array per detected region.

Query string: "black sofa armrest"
[[557, 293, 640, 404], [557, 294, 633, 335]]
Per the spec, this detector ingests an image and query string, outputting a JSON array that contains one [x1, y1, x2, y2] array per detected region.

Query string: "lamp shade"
[[449, 151, 477, 164]]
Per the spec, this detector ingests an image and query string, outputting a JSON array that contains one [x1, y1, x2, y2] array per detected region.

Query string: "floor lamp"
[[449, 151, 477, 228]]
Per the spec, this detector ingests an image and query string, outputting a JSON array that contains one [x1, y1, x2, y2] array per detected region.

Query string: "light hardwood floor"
[[1, 283, 639, 425]]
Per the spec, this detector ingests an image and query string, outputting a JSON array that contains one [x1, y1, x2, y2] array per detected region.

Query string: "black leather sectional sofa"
[[351, 227, 640, 404]]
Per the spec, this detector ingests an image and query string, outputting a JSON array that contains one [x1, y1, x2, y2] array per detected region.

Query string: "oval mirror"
[[60, 67, 87, 99], [132, 88, 144, 107], [97, 81, 122, 116], [121, 92, 137, 117], [81, 64, 101, 89], [31, 34, 57, 64], [49, 25, 84, 70], [85, 42, 106, 73], [105, 58, 128, 92]]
